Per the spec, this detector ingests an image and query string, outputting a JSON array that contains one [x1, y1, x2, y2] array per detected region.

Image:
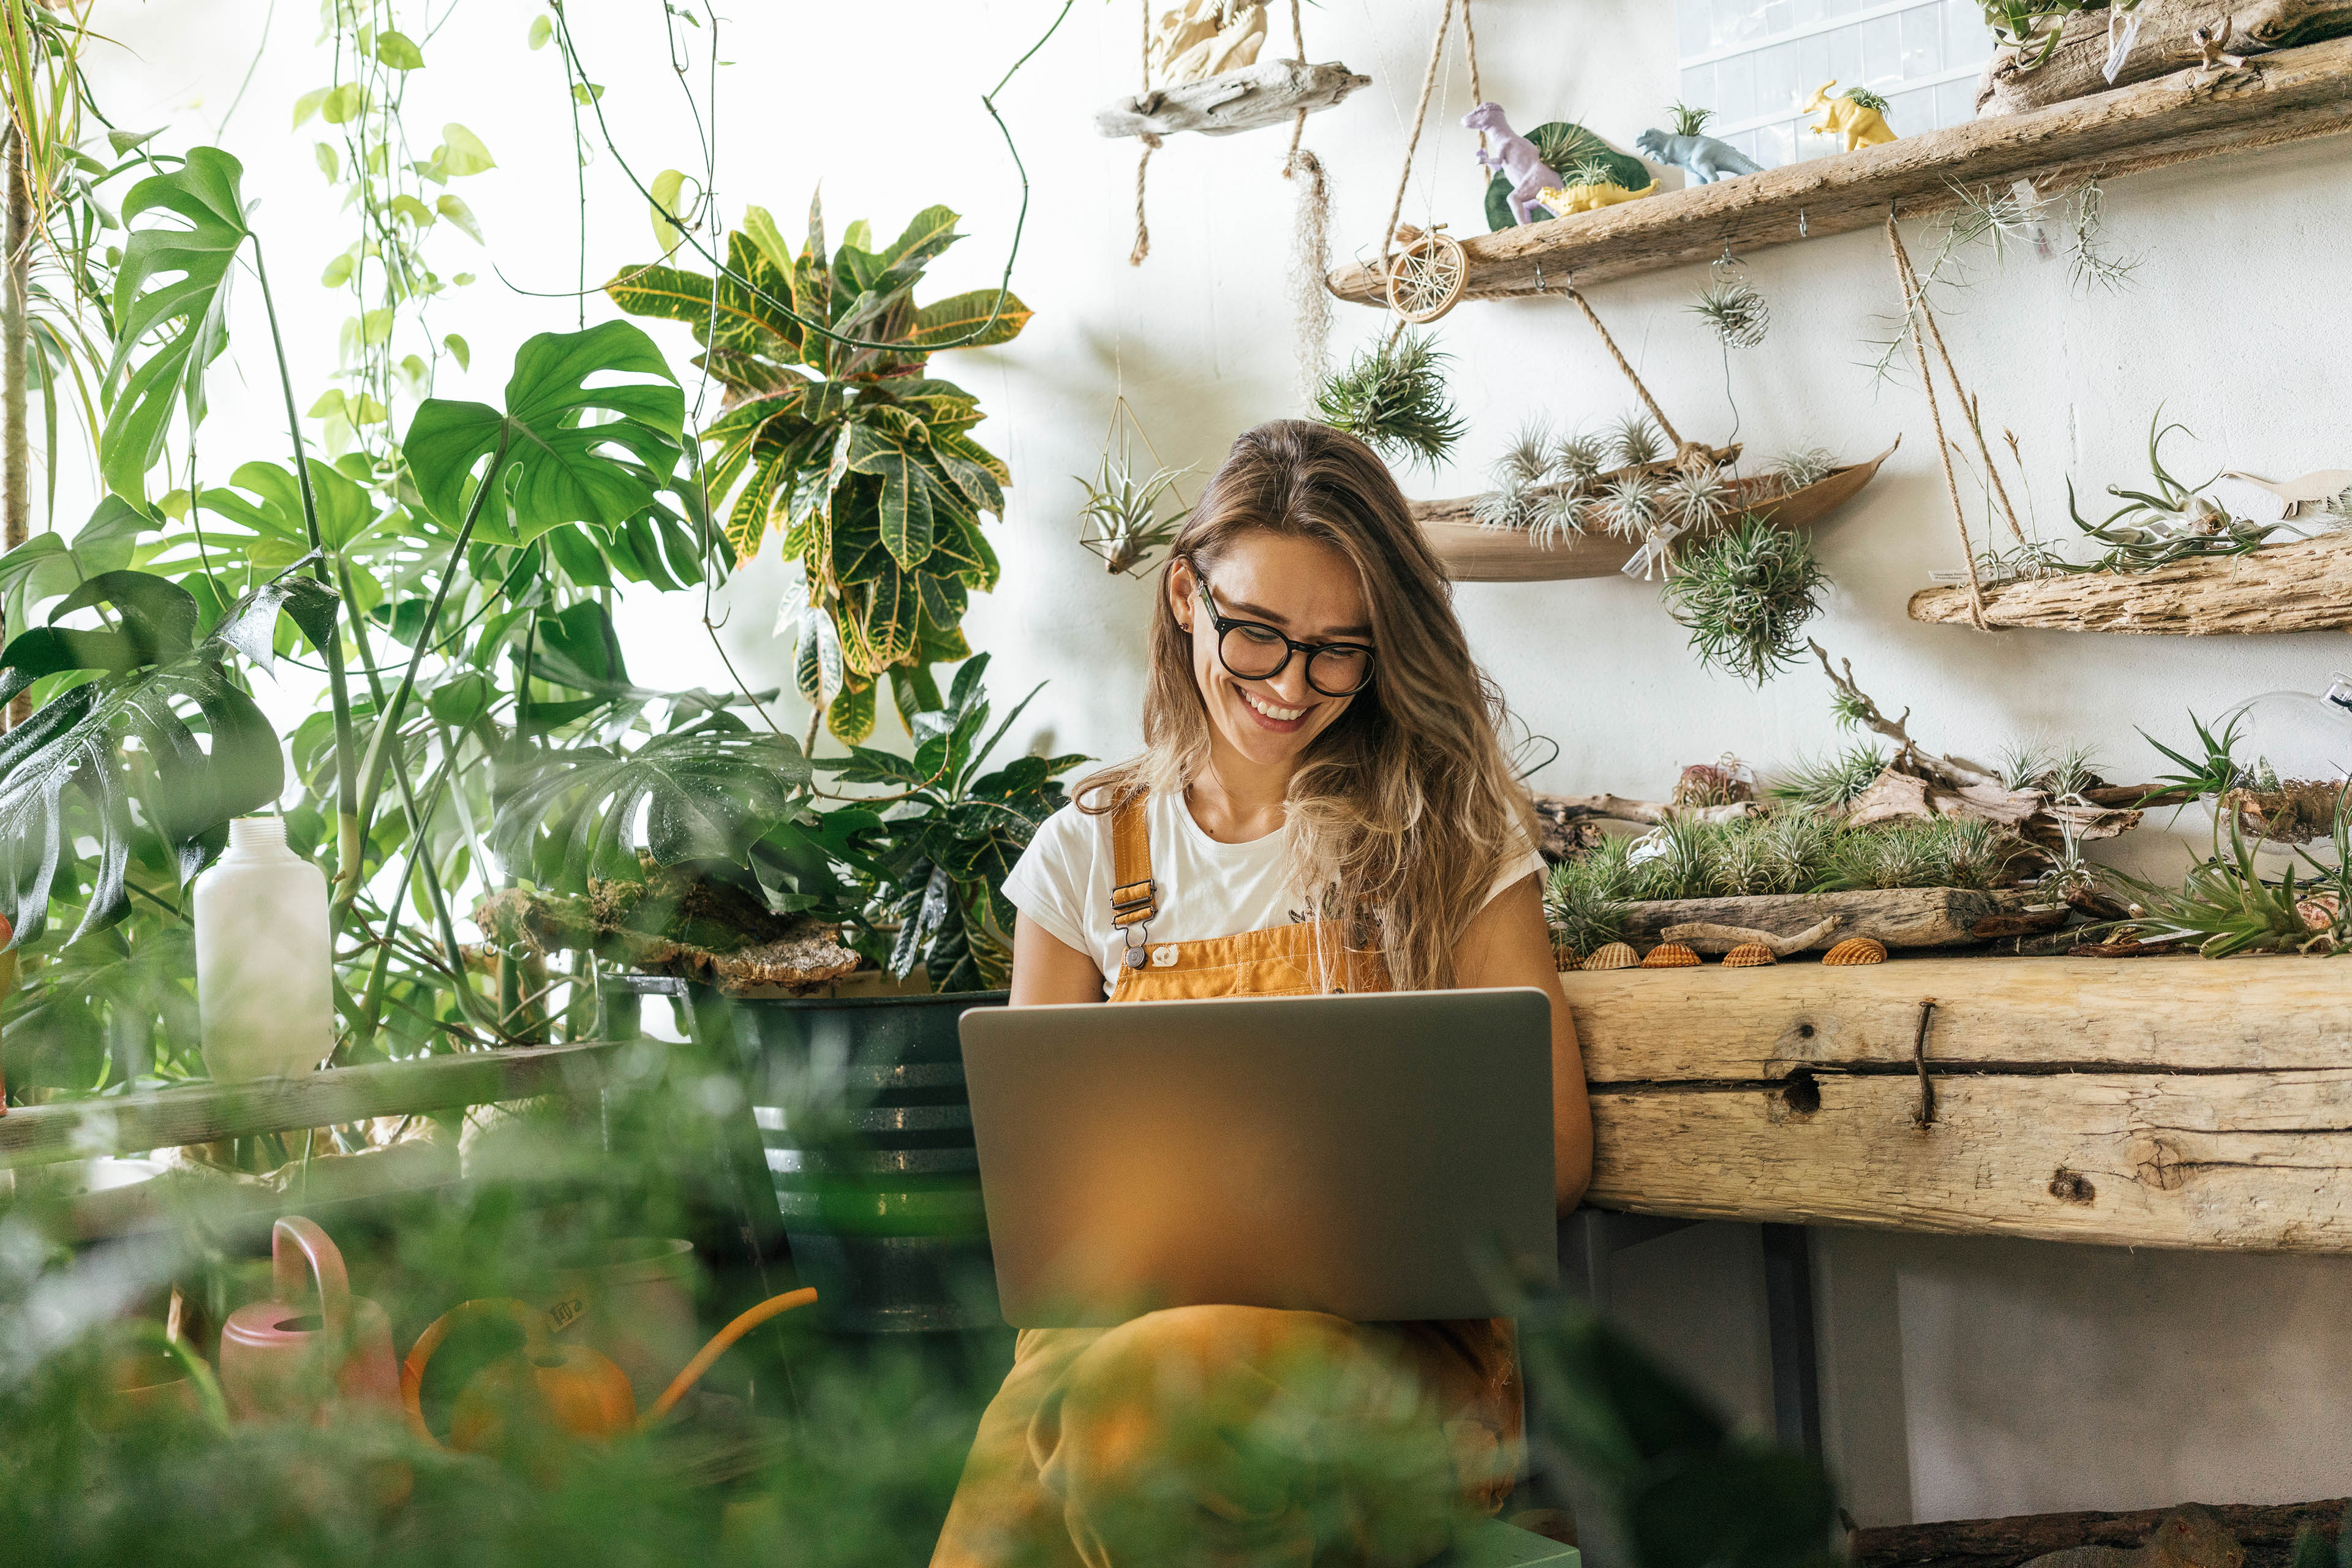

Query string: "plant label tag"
[[2011, 179, 2057, 261], [1620, 522, 1685, 581], [2103, 10, 2143, 83]]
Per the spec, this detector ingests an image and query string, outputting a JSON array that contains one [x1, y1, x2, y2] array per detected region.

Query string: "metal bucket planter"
[[723, 990, 1008, 1333]]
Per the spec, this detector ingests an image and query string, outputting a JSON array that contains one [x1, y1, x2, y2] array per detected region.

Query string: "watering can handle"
[[271, 1216, 351, 1337], [399, 1297, 543, 1449]]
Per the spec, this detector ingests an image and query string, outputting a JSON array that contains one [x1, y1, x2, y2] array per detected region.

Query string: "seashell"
[[1639, 942, 1701, 968], [1721, 943, 1777, 968], [1581, 942, 1638, 971], [1822, 937, 1887, 966], [1552, 941, 1581, 971]]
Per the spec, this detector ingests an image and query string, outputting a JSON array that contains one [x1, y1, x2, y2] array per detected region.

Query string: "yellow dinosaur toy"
[[1803, 80, 1896, 151], [1534, 177, 1659, 216]]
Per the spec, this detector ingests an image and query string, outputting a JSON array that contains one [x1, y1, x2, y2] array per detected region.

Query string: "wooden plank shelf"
[[1328, 34, 2352, 304], [1567, 956, 2352, 1253], [1909, 530, 2352, 634], [0, 1041, 622, 1170]]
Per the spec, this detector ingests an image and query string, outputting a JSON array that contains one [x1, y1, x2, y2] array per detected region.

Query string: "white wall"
[[83, 0, 2352, 1539]]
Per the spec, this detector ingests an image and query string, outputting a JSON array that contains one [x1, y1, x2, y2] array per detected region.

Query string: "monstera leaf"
[[1484, 123, 1651, 230], [100, 148, 252, 502], [404, 319, 686, 544], [0, 571, 309, 944], [490, 717, 815, 894]]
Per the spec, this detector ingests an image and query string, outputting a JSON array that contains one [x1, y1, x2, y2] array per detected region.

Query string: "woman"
[[932, 420, 1592, 1568]]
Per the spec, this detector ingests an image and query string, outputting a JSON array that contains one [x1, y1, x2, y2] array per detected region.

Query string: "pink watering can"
[[218, 1216, 401, 1423]]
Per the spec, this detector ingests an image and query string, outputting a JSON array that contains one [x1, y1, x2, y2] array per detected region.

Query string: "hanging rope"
[[1460, 0, 1488, 175], [1283, 0, 1308, 160], [1564, 285, 1684, 452], [1888, 212, 1988, 629], [1130, 0, 1155, 266], [1888, 235, 2026, 548], [1379, 0, 1455, 281]]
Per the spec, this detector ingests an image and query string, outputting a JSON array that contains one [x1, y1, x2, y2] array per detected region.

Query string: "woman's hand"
[[1011, 913, 1111, 1006], [1452, 874, 1593, 1214]]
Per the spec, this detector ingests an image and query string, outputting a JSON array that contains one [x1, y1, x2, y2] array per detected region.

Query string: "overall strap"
[[1109, 793, 1158, 929]]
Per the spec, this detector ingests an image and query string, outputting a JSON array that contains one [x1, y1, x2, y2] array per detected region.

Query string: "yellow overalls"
[[930, 796, 1523, 1568]]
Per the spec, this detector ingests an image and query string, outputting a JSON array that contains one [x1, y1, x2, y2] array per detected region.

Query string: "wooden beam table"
[[1567, 956, 2352, 1253], [0, 1041, 624, 1170], [1327, 34, 2352, 303]]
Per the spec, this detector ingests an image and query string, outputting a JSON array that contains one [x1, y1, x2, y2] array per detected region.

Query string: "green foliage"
[[1662, 516, 1830, 686], [1840, 85, 1891, 113], [2139, 709, 2251, 799], [1313, 330, 1464, 471], [1981, 0, 2126, 69], [605, 195, 1030, 743], [2062, 413, 2282, 575], [1691, 273, 1769, 350], [1543, 859, 1628, 957], [100, 149, 252, 503], [1668, 102, 1714, 138], [1769, 743, 1888, 808], [2117, 794, 2352, 957], [0, 570, 322, 945]]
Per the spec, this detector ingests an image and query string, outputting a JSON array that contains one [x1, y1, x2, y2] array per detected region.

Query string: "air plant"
[[1838, 84, 1892, 114], [2114, 793, 2352, 957], [1668, 102, 1715, 138], [1560, 155, 1627, 192], [1075, 451, 1192, 576], [1551, 429, 1608, 490], [1770, 743, 1890, 809], [1473, 477, 1533, 532], [1474, 422, 1555, 531], [1542, 862, 1629, 959], [1314, 329, 1466, 470], [1528, 484, 1589, 548], [1691, 270, 1769, 350], [1981, 0, 2135, 72], [1768, 446, 1839, 492], [2062, 412, 2282, 575], [2138, 709, 2252, 799], [1662, 516, 1830, 686], [1594, 471, 1660, 543], [1660, 464, 1734, 536], [1609, 412, 1663, 469]]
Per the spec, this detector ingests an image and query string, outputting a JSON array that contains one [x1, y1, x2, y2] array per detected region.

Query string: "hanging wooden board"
[[1567, 955, 2352, 1253], [1975, 0, 2352, 116], [1095, 60, 1371, 140], [1907, 530, 2352, 634], [1325, 33, 2352, 301], [1414, 444, 1894, 583]]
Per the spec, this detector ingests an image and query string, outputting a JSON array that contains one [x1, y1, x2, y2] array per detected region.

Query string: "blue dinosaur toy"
[[1635, 126, 1762, 185]]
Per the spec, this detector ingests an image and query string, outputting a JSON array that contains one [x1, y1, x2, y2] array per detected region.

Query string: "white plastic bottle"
[[195, 816, 333, 1083]]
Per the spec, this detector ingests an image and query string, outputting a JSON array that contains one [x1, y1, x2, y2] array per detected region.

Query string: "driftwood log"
[[1095, 61, 1371, 139], [1909, 531, 2352, 635], [1327, 34, 2352, 300], [1616, 888, 2043, 953], [1975, 1, 2352, 115], [1414, 445, 1894, 584], [1853, 1497, 2346, 1568], [1567, 955, 2352, 1253]]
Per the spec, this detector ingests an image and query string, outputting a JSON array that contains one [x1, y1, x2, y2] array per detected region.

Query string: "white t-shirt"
[[1001, 788, 1547, 996]]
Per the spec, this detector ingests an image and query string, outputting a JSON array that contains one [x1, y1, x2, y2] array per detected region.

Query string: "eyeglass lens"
[[1216, 622, 1373, 696]]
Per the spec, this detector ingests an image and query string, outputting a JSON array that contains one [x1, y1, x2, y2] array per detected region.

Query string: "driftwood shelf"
[[1908, 530, 2352, 634], [1568, 956, 2352, 1253], [0, 1041, 622, 1170], [1414, 445, 1893, 584], [1328, 33, 2352, 302]]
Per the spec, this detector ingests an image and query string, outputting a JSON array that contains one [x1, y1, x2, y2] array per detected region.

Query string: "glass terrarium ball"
[[2222, 674, 2352, 789]]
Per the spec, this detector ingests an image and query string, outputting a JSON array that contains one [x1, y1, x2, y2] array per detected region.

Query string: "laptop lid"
[[960, 988, 1558, 1328]]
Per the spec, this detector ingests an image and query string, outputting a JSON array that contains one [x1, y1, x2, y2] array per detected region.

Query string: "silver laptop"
[[960, 989, 1558, 1328]]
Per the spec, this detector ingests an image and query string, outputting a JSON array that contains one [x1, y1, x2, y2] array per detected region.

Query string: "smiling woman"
[[932, 421, 1593, 1568]]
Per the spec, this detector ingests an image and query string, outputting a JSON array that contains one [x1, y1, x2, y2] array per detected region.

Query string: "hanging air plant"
[[1314, 328, 1466, 470], [1076, 453, 1192, 577], [1664, 515, 1831, 686], [1661, 464, 1735, 535], [1691, 266, 1769, 350], [1768, 445, 1841, 491]]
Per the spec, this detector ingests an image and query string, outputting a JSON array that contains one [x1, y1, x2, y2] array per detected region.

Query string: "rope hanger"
[[1131, 0, 1316, 266]]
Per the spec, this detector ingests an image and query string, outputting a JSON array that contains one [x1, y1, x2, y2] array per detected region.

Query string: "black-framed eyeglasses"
[[1196, 575, 1376, 698]]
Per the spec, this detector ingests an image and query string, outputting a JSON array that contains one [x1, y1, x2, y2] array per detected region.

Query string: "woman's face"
[[1169, 531, 1371, 770]]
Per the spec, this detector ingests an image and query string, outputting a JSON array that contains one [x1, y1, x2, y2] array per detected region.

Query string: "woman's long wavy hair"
[[1076, 420, 1536, 992]]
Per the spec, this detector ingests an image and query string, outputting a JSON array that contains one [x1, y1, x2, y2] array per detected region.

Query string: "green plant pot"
[[723, 990, 1008, 1333]]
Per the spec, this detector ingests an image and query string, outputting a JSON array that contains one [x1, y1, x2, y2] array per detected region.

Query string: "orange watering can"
[[401, 1286, 816, 1451]]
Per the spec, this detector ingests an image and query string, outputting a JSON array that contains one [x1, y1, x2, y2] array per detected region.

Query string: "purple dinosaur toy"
[[1463, 102, 1563, 226]]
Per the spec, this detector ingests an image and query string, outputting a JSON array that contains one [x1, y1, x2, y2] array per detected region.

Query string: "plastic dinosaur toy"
[[1462, 102, 1565, 226], [1635, 127, 1761, 184], [2016, 1506, 2245, 1568], [1803, 81, 1896, 151], [1536, 164, 1659, 216]]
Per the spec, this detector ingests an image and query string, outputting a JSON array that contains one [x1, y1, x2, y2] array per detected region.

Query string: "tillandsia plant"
[[1662, 515, 1830, 686], [1983, 0, 2132, 69], [2062, 411, 2281, 575], [2116, 792, 2352, 957], [1313, 328, 1464, 471], [605, 197, 1033, 744]]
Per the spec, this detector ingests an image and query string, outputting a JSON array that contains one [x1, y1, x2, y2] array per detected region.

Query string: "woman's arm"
[[1452, 873, 1593, 1214], [1011, 912, 1112, 1006]]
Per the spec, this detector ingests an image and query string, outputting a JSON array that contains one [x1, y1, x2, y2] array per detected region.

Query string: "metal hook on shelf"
[[1534, 260, 1547, 293], [1798, 208, 1808, 238]]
